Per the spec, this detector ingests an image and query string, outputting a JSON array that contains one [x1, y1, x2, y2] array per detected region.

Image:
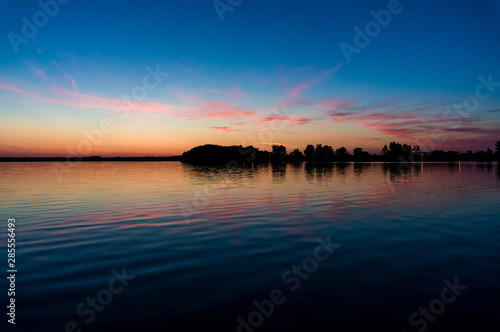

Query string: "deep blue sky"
[[1, 0, 499, 156]]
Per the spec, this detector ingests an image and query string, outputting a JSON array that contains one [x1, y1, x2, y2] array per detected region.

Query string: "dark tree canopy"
[[290, 149, 304, 162], [304, 145, 315, 161], [180, 140, 500, 165], [496, 140, 500, 160], [181, 144, 268, 165], [271, 145, 287, 162], [381, 142, 421, 162]]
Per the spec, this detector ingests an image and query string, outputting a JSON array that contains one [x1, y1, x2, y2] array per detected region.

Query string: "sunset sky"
[[1, 0, 500, 157]]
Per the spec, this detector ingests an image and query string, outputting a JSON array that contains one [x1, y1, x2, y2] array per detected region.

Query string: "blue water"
[[1, 162, 499, 331]]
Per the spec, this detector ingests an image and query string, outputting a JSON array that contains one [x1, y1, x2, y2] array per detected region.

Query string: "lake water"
[[1, 161, 499, 332]]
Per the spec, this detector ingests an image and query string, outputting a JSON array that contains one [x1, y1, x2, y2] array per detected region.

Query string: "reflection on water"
[[353, 163, 370, 178], [0, 161, 499, 331], [271, 163, 287, 184]]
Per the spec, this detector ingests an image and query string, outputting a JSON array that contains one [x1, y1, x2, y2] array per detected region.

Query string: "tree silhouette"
[[289, 149, 304, 162], [336, 147, 350, 162], [323, 145, 335, 161], [380, 142, 419, 161], [271, 144, 287, 162], [179, 141, 498, 165], [486, 148, 494, 162], [315, 144, 324, 161], [304, 144, 315, 161], [382, 145, 389, 156], [496, 140, 500, 161], [353, 147, 371, 162], [336, 147, 347, 155]]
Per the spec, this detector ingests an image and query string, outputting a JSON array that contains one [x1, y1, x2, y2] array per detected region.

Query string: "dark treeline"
[[181, 140, 500, 164]]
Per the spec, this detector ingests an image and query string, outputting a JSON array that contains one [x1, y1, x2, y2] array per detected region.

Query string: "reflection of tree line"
[[383, 163, 420, 187], [182, 161, 356, 180], [305, 163, 349, 182], [179, 150, 500, 221], [182, 160, 500, 188], [181, 140, 500, 164]]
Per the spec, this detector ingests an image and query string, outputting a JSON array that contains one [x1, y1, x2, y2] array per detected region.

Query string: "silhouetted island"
[[181, 141, 500, 165]]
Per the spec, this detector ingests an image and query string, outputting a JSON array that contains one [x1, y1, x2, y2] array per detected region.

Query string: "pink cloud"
[[257, 142, 286, 146], [63, 72, 80, 93], [236, 115, 313, 126], [210, 126, 286, 134], [1, 82, 184, 115], [30, 65, 48, 79], [360, 116, 452, 140], [195, 101, 255, 118], [313, 97, 493, 143], [53, 88, 165, 112], [169, 90, 204, 104], [169, 89, 257, 119], [315, 135, 381, 141], [444, 127, 500, 136], [273, 100, 313, 109], [286, 63, 344, 98], [0, 82, 79, 107], [52, 60, 80, 93], [1, 82, 257, 121], [208, 89, 239, 96], [210, 126, 245, 132], [318, 97, 359, 110]]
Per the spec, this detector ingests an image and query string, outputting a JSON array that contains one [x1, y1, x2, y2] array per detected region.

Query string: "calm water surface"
[[0, 162, 499, 331]]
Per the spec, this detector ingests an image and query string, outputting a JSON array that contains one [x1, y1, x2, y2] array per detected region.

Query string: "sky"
[[0, 0, 499, 157]]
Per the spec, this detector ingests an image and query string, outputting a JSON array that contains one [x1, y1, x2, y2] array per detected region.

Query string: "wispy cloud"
[[208, 89, 239, 96], [1, 82, 256, 121], [52, 60, 80, 93], [235, 114, 313, 127], [63, 72, 80, 93], [316, 97, 485, 142], [210, 126, 245, 132], [169, 89, 256, 119], [315, 135, 381, 141], [285, 63, 344, 98], [257, 142, 286, 146], [273, 100, 314, 109], [0, 82, 182, 115], [0, 82, 80, 107], [210, 126, 287, 134], [318, 97, 359, 110], [29, 65, 48, 79]]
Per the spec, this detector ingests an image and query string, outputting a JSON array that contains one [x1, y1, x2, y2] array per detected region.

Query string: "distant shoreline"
[[0, 156, 181, 162], [0, 158, 497, 164]]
